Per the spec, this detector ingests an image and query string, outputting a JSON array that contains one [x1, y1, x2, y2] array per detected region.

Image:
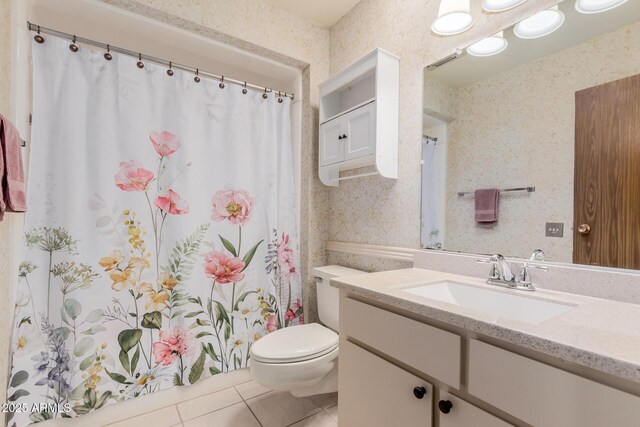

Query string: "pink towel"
[[0, 114, 27, 221], [475, 188, 499, 224]]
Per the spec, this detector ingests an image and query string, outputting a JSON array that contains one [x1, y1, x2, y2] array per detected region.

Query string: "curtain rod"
[[27, 22, 294, 100]]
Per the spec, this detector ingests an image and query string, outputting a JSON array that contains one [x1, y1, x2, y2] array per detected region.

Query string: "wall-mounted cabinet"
[[319, 48, 399, 186]]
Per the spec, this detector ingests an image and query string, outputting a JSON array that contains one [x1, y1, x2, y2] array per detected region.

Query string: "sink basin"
[[401, 280, 573, 324]]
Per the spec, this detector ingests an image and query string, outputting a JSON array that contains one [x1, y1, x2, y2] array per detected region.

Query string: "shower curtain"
[[421, 137, 442, 249], [7, 35, 302, 426]]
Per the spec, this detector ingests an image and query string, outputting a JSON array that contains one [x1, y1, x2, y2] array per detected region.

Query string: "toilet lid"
[[250, 323, 338, 363]]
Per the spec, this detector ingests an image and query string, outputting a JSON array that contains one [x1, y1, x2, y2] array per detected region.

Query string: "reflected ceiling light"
[[466, 31, 508, 57], [575, 0, 628, 14], [431, 0, 474, 36], [482, 0, 527, 13], [513, 5, 565, 39]]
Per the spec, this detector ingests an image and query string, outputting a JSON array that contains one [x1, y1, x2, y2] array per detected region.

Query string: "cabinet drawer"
[[339, 340, 433, 427], [340, 296, 461, 387], [438, 391, 513, 427], [468, 339, 640, 427]]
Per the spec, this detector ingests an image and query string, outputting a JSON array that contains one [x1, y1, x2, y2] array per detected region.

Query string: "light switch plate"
[[545, 222, 564, 237]]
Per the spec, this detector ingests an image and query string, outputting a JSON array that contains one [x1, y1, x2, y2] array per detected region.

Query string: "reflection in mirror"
[[421, 1, 640, 270]]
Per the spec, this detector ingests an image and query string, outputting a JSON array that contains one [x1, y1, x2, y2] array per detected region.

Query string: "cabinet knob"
[[438, 400, 453, 414], [342, 134, 347, 139], [338, 135, 343, 140], [412, 386, 427, 399]]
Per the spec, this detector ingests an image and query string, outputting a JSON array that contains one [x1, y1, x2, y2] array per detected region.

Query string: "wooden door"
[[574, 74, 640, 269], [319, 119, 344, 166], [343, 101, 376, 161], [339, 340, 433, 427]]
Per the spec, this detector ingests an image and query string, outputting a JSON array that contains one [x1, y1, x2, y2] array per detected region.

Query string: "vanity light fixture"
[[482, 0, 527, 13], [431, 0, 474, 36], [513, 5, 565, 39], [466, 31, 508, 57], [575, 0, 628, 14]]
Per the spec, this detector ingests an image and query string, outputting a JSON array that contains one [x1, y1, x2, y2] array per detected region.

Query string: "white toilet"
[[250, 265, 364, 397]]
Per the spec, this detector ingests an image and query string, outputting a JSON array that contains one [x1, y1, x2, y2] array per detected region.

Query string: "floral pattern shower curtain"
[[7, 35, 302, 426]]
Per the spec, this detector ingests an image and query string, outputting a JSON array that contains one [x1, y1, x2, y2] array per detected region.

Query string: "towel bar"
[[457, 186, 535, 197]]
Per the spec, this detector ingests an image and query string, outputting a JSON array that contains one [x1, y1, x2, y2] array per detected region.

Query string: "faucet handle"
[[518, 263, 548, 290], [477, 257, 499, 279]]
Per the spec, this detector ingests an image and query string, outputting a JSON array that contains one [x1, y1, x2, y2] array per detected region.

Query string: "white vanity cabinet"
[[340, 340, 433, 427], [468, 339, 640, 427], [338, 294, 640, 427], [318, 48, 399, 186]]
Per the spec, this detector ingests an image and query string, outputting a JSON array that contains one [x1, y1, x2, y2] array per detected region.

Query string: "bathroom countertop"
[[331, 268, 640, 384]]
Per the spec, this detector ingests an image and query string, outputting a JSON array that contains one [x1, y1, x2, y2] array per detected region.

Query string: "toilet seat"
[[250, 323, 338, 363]]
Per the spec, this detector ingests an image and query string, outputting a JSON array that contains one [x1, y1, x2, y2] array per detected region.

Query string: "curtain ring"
[[137, 53, 144, 69], [104, 44, 112, 61], [69, 35, 79, 52], [262, 88, 268, 99], [242, 82, 247, 94], [167, 61, 174, 76], [194, 69, 200, 83], [277, 91, 283, 103], [34, 25, 44, 44], [219, 76, 225, 89]]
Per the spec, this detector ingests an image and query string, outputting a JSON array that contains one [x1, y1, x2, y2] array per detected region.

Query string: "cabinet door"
[[319, 119, 344, 166], [438, 391, 513, 427], [343, 101, 376, 161], [339, 340, 433, 427]]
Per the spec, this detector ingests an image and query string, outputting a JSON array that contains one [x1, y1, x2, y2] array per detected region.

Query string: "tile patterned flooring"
[[106, 380, 338, 427]]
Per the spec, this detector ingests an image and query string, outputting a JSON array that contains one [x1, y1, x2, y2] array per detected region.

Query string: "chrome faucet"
[[477, 254, 546, 291], [479, 254, 515, 283], [518, 250, 548, 290]]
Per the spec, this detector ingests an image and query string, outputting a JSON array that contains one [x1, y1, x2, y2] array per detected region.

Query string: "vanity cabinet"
[[318, 48, 399, 186], [340, 296, 461, 387], [468, 339, 640, 427], [340, 340, 433, 427], [339, 294, 640, 427]]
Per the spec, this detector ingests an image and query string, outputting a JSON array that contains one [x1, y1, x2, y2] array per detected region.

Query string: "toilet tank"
[[312, 265, 364, 332]]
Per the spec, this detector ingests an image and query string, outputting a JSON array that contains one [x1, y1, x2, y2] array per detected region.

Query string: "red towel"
[[0, 114, 27, 221], [475, 188, 499, 224]]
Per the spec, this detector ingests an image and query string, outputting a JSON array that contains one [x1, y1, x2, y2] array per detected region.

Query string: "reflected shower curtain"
[[421, 137, 442, 249], [7, 35, 302, 426]]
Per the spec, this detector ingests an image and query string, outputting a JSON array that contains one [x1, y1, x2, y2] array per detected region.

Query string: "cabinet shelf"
[[318, 48, 399, 187], [321, 97, 376, 125]]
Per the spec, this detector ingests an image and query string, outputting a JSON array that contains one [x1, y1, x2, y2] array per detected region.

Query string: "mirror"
[[421, 1, 640, 270]]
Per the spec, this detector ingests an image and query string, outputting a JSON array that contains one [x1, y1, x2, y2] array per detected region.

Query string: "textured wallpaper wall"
[[326, 0, 560, 272], [443, 20, 640, 262]]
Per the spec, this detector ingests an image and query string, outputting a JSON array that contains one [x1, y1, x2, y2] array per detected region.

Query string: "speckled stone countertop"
[[331, 268, 640, 384]]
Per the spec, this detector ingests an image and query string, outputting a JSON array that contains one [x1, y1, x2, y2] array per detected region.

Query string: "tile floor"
[[106, 380, 338, 427]]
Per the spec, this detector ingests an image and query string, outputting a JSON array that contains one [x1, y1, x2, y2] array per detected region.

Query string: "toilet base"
[[250, 348, 339, 397], [289, 360, 338, 397]]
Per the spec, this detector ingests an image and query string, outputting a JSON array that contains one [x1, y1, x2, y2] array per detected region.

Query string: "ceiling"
[[426, 0, 640, 88], [264, 0, 362, 27]]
